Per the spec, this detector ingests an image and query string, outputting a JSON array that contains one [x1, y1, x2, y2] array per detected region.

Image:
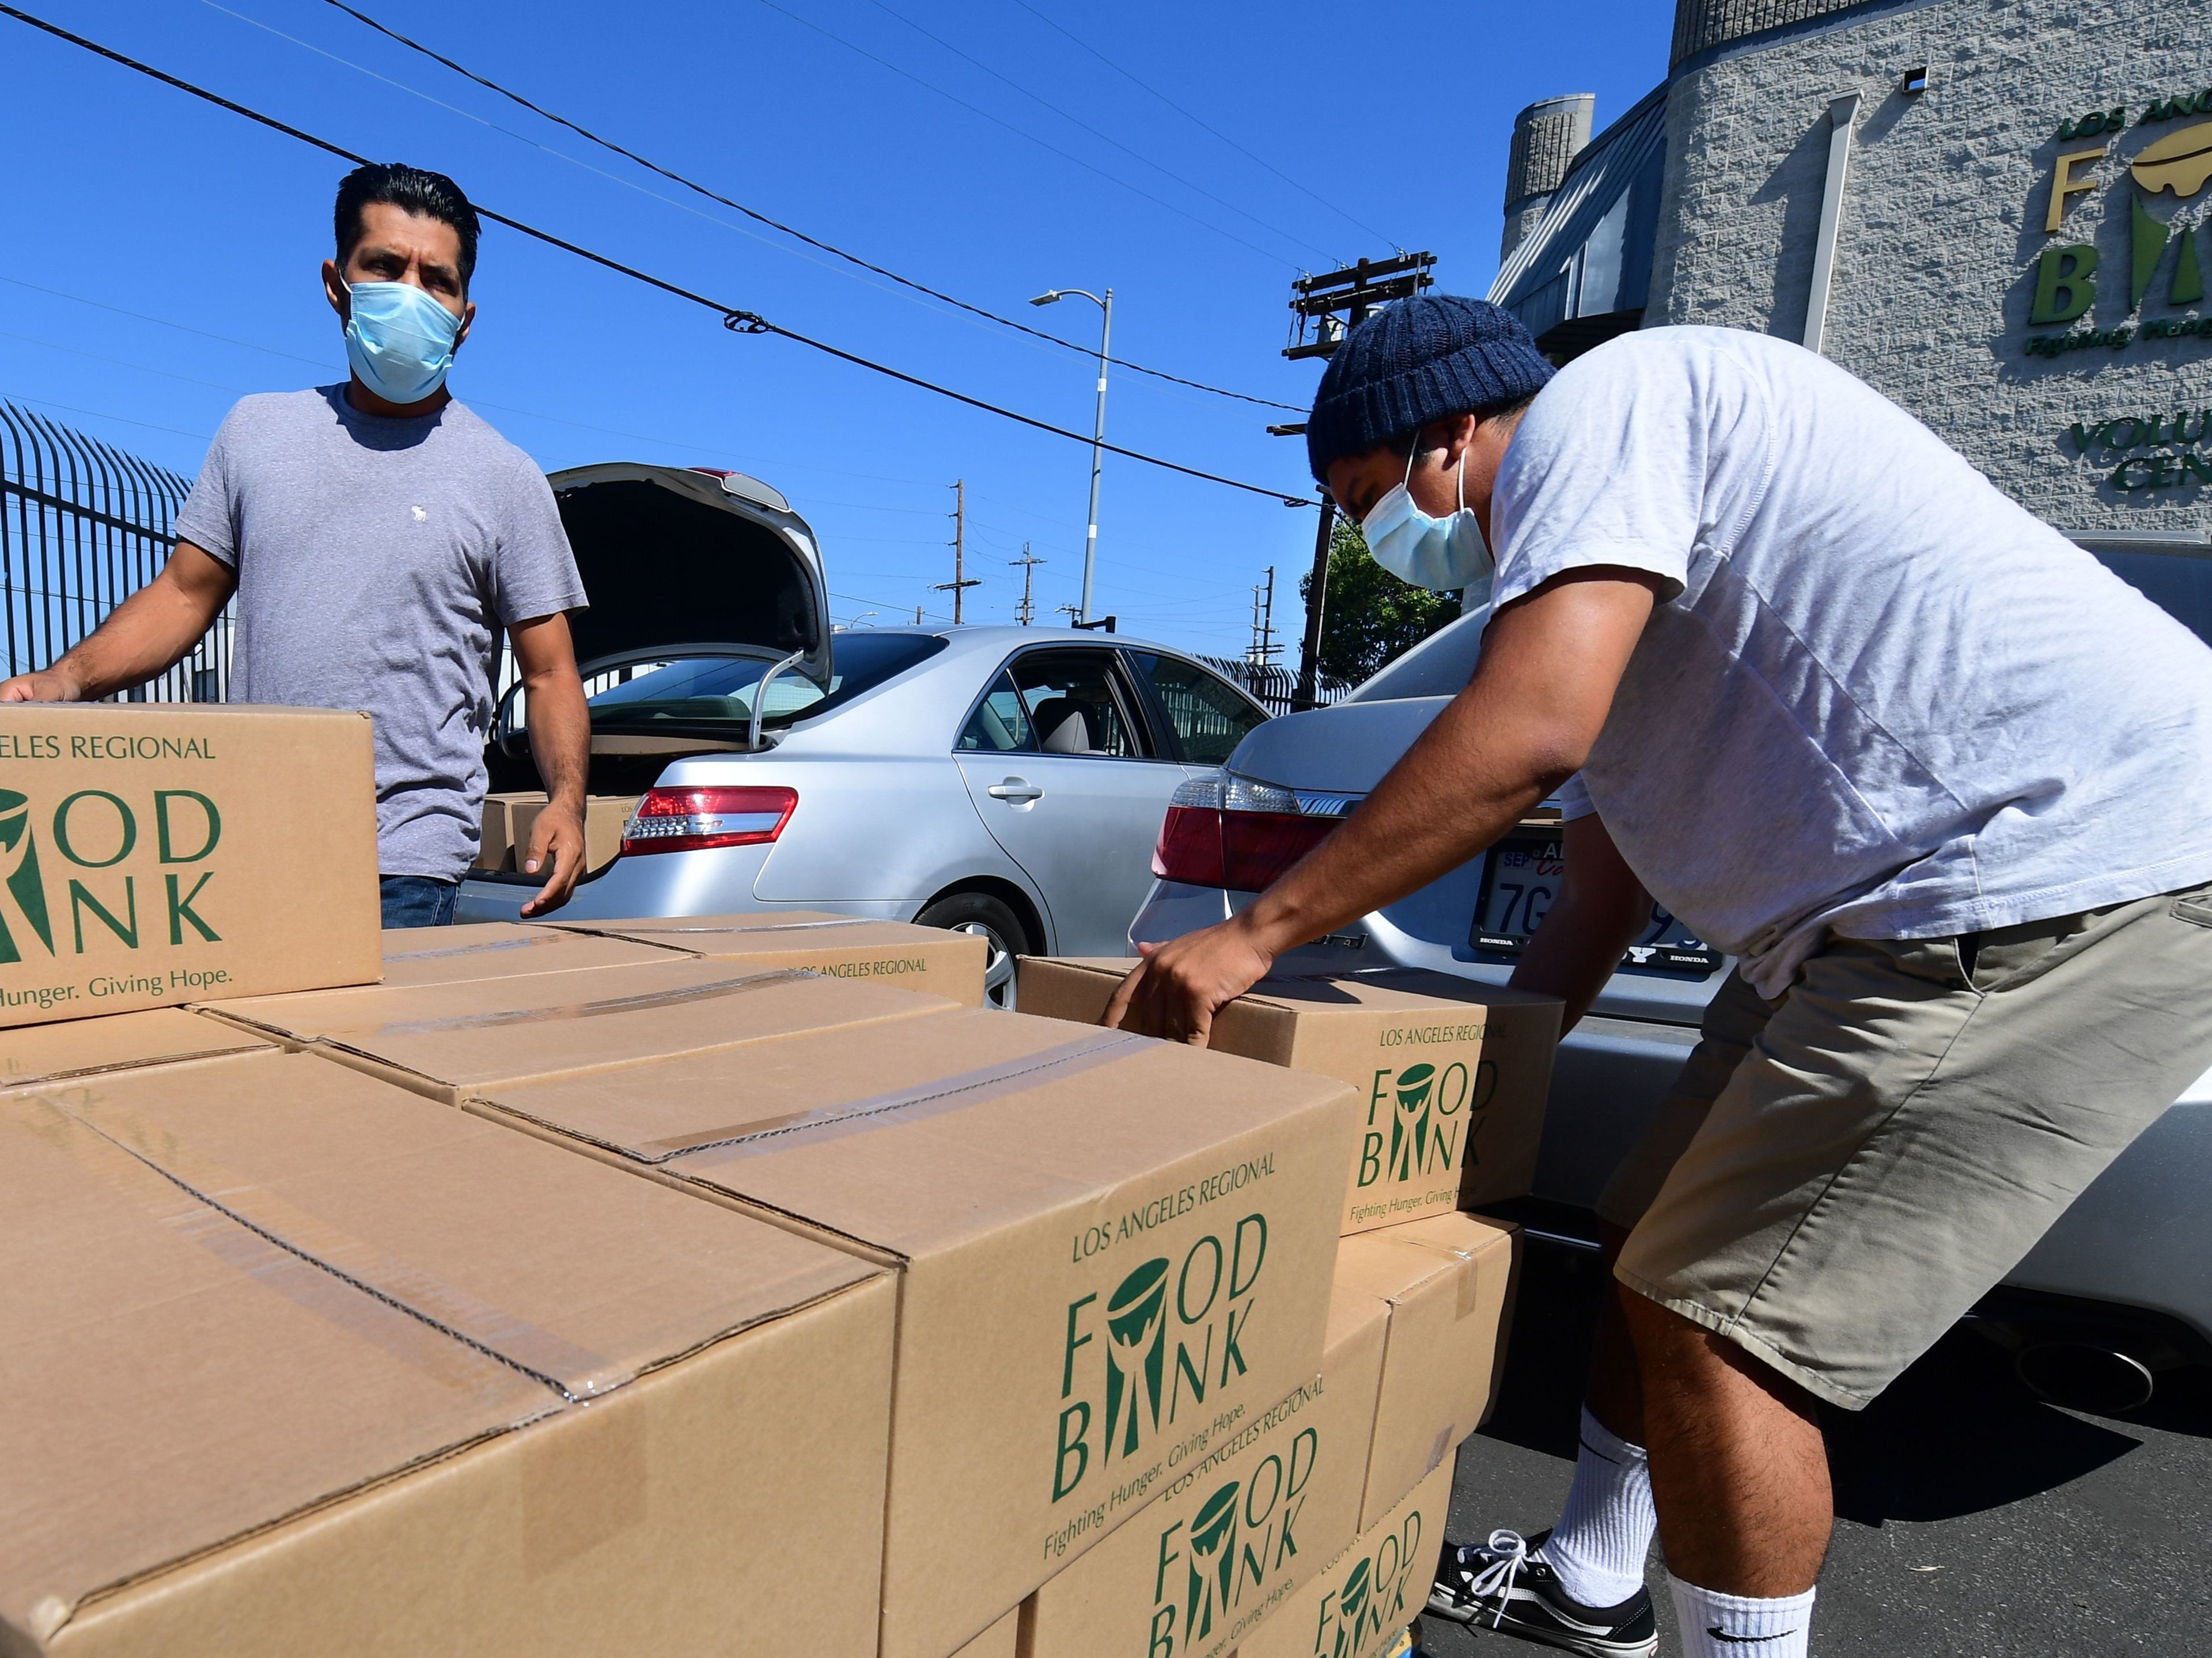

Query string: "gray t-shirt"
[[1494, 327, 2212, 997], [176, 388, 588, 879]]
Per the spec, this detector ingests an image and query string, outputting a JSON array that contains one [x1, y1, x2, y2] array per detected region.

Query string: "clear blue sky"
[[0, 0, 1669, 661]]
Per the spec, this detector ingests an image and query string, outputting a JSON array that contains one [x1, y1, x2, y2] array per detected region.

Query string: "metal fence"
[[1198, 655, 1350, 720], [0, 403, 231, 701]]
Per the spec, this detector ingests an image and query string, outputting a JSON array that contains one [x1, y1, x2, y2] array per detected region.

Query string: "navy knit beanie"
[[1306, 295, 1555, 485]]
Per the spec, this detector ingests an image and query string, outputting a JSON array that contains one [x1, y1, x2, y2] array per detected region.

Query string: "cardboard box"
[[475, 792, 526, 871], [955, 1610, 1021, 1658], [466, 1006, 1358, 1658], [0, 1049, 897, 1657], [377, 922, 686, 988], [503, 794, 641, 875], [0, 704, 380, 1028], [1334, 1214, 1517, 1531], [197, 957, 957, 1102], [565, 912, 991, 1008], [1021, 1252, 1393, 1658], [1233, 1463, 1456, 1658], [0, 1004, 275, 1091], [1017, 962, 1562, 1234]]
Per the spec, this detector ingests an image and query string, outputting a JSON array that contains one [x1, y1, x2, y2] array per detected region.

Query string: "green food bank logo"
[[0, 786, 221, 963], [1304, 1507, 1427, 1658], [1146, 1426, 1319, 1656], [1056, 1215, 1268, 1502], [1357, 1060, 1494, 1190]]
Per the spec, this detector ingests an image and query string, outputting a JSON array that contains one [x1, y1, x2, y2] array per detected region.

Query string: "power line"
[[1003, 0, 1399, 251], [749, 0, 1301, 270], [854, 0, 1339, 264], [0, 5, 1315, 509], [313, 0, 1304, 412]]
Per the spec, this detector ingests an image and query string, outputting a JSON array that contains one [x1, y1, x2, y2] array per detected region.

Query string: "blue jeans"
[[380, 875, 458, 929]]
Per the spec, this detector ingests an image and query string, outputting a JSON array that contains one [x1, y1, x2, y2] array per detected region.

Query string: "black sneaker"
[[1427, 1530, 1657, 1657]]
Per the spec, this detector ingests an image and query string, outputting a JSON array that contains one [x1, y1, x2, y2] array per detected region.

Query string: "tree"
[[1299, 515, 1462, 685]]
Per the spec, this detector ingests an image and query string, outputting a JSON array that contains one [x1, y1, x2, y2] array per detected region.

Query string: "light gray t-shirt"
[[176, 388, 588, 879], [1494, 327, 2212, 997]]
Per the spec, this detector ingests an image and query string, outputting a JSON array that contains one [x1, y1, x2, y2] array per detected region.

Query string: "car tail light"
[[1152, 772, 1343, 891], [621, 786, 797, 856]]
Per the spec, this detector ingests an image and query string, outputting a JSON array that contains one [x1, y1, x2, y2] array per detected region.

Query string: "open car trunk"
[[475, 464, 831, 868], [553, 462, 831, 685]]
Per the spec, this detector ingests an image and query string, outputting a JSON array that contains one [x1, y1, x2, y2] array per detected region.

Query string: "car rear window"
[[588, 632, 946, 729], [2092, 548, 2212, 648]]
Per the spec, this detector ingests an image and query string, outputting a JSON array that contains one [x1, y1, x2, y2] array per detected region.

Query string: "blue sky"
[[0, 0, 1669, 661]]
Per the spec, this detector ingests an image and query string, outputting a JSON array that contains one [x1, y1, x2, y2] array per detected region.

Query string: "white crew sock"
[[1531, 1406, 1656, 1608], [1670, 1576, 1816, 1658]]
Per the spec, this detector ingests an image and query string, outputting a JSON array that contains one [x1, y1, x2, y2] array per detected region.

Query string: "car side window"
[[1005, 650, 1142, 758], [1128, 652, 1267, 764], [956, 671, 1035, 752]]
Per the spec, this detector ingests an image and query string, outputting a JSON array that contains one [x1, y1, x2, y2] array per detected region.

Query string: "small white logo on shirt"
[[411, 505, 427, 522]]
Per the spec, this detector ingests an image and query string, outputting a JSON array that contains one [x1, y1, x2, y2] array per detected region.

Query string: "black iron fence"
[[1198, 654, 1350, 720], [0, 403, 230, 701]]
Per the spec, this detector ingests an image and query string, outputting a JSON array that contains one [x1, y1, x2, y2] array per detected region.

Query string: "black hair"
[[334, 161, 481, 287], [1381, 391, 1540, 460]]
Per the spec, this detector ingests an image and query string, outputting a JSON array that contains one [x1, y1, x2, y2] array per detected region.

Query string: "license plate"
[[1469, 826, 1724, 976]]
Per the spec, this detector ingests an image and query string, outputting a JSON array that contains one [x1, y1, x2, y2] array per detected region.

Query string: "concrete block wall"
[[1649, 0, 2211, 533]]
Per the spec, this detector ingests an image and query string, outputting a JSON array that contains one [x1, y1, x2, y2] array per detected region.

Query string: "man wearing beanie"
[[1107, 298, 2212, 1657]]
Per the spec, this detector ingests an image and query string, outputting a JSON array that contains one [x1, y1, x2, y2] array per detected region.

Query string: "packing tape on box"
[[17, 1091, 628, 1406], [577, 917, 883, 937], [383, 933, 580, 963], [643, 1029, 1154, 1167], [365, 968, 823, 1037]]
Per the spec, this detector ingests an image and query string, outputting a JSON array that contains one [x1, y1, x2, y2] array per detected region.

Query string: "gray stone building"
[[1493, 0, 2212, 574]]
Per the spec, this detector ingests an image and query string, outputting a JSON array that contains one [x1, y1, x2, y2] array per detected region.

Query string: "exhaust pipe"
[[2013, 1340, 2159, 1414]]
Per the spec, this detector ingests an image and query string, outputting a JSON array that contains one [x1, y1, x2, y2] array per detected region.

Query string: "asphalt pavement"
[[1421, 1237, 2212, 1658]]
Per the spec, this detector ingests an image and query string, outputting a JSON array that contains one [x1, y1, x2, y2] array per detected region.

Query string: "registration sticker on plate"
[[1469, 826, 1724, 976]]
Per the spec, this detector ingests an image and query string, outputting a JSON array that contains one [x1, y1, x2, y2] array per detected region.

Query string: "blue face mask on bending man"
[[1358, 435, 1496, 602], [343, 280, 462, 407]]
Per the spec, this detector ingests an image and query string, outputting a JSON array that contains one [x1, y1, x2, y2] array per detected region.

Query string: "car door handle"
[[987, 777, 1044, 802]]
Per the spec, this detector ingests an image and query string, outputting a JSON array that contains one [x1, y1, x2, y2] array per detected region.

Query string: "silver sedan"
[[461, 623, 1270, 1006]]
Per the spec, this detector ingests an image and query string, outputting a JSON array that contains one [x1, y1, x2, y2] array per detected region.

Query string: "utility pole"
[[1248, 566, 1278, 667], [933, 477, 980, 625], [1010, 543, 1044, 626], [1273, 253, 1437, 710]]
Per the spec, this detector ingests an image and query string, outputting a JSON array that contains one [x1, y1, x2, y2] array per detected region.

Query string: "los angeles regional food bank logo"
[[2028, 97, 2212, 344], [0, 785, 223, 961], [1056, 1217, 1268, 1502], [1355, 1059, 1494, 1192]]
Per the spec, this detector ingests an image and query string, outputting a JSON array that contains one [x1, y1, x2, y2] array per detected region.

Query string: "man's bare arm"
[[1105, 570, 1660, 1044], [509, 611, 592, 916], [0, 542, 236, 701], [1510, 812, 1652, 1037]]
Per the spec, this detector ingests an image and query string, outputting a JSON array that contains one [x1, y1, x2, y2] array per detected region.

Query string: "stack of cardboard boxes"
[[1014, 961, 1563, 1658], [0, 707, 1560, 1658]]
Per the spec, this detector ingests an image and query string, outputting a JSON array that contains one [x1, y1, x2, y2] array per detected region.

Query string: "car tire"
[[915, 891, 1028, 1010]]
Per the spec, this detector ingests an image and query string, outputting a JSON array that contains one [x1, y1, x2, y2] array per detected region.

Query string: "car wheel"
[[915, 891, 1027, 1010]]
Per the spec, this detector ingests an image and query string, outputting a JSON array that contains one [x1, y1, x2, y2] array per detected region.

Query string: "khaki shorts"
[[1599, 882, 2212, 1410]]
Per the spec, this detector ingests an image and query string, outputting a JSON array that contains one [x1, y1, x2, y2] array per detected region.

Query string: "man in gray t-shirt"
[[0, 162, 590, 926]]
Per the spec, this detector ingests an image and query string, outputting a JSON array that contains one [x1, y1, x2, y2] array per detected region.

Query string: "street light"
[[1031, 286, 1112, 624]]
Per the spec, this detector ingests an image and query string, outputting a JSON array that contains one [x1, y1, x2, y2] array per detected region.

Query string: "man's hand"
[[1101, 568, 1661, 1047], [1104, 913, 1278, 1045], [509, 610, 591, 917], [518, 798, 586, 916], [0, 666, 88, 703]]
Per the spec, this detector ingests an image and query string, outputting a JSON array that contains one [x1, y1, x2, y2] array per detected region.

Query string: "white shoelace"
[[1463, 1529, 1533, 1627]]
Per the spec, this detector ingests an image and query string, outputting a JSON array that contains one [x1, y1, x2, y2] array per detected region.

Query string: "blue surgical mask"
[[343, 280, 462, 406], [1359, 442, 1495, 602]]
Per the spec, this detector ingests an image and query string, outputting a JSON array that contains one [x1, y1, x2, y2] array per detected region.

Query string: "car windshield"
[[587, 632, 946, 728]]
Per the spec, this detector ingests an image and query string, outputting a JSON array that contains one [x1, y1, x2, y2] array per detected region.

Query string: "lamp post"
[[1031, 286, 1112, 624]]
